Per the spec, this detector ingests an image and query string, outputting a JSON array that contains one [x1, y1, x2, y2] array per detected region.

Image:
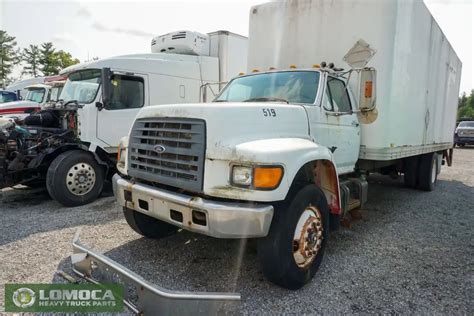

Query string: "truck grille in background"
[[128, 118, 206, 192]]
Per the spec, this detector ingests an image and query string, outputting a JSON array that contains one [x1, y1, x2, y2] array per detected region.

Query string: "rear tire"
[[257, 185, 329, 290], [123, 207, 178, 239], [403, 156, 419, 188], [46, 150, 104, 206], [417, 153, 437, 191]]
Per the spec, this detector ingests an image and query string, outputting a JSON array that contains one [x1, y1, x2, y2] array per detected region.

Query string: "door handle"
[[351, 121, 359, 127]]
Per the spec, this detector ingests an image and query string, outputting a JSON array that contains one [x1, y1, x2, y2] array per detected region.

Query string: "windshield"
[[26, 88, 46, 103], [215, 71, 320, 104], [0, 92, 17, 103], [49, 86, 63, 102], [61, 69, 101, 104], [459, 121, 474, 128]]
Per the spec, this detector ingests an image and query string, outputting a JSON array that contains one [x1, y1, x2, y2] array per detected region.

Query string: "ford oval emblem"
[[153, 145, 166, 153]]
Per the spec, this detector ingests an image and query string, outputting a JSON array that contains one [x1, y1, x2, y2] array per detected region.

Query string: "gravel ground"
[[1, 148, 473, 314]]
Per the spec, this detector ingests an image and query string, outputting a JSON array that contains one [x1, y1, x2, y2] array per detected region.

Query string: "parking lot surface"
[[1, 148, 473, 314]]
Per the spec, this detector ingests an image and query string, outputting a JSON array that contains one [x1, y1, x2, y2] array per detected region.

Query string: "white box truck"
[[0, 30, 247, 206], [71, 0, 462, 313]]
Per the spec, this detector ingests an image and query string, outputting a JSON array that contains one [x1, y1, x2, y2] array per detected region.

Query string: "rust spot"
[[314, 160, 340, 215]]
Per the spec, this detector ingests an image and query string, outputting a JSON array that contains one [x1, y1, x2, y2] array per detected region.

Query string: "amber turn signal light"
[[254, 166, 284, 189]]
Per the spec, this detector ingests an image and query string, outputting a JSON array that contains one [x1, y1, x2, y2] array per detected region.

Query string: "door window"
[[326, 77, 351, 112], [107, 75, 144, 110]]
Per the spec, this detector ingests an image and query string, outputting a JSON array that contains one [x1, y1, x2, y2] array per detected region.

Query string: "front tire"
[[257, 185, 329, 290], [123, 207, 178, 239], [46, 150, 104, 206]]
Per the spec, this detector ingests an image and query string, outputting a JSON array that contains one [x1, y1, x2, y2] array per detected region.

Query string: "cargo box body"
[[209, 31, 249, 83], [248, 0, 462, 160]]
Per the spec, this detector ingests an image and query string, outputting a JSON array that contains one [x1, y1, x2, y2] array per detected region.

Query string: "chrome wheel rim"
[[293, 205, 324, 268], [66, 163, 96, 196]]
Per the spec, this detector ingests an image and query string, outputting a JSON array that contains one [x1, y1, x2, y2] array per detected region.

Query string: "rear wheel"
[[46, 150, 104, 206], [123, 207, 178, 239], [417, 153, 438, 191], [403, 156, 419, 188], [257, 185, 329, 289]]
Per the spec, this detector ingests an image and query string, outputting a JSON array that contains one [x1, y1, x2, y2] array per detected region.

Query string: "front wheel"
[[257, 185, 329, 290], [46, 150, 104, 206]]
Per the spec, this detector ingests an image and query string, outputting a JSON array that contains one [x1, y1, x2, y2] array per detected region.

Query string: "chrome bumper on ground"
[[112, 174, 274, 238], [71, 230, 240, 315]]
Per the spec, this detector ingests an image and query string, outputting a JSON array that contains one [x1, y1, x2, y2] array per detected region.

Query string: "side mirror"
[[358, 68, 376, 110], [101, 67, 112, 109]]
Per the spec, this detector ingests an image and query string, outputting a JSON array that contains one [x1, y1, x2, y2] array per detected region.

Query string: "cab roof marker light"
[[251, 68, 259, 73], [289, 64, 297, 69], [269, 67, 276, 70], [312, 64, 321, 68], [238, 72, 245, 76]]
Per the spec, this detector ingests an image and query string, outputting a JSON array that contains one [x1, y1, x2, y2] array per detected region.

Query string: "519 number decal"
[[262, 108, 277, 117]]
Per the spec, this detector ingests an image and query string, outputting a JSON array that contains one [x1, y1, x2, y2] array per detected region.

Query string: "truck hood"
[[136, 102, 310, 160]]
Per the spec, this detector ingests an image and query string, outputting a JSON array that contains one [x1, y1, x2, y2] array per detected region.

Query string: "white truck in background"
[[6, 76, 45, 99], [71, 0, 462, 313], [0, 30, 247, 206], [0, 76, 66, 122]]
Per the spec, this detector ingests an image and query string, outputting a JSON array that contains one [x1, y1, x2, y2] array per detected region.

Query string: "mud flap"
[[71, 229, 241, 315]]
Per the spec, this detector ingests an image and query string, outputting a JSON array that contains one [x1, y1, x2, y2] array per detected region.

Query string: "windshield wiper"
[[213, 100, 228, 102], [243, 97, 289, 104]]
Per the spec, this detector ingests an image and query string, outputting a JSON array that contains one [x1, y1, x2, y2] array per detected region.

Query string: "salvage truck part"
[[106, 0, 461, 291], [71, 230, 240, 315]]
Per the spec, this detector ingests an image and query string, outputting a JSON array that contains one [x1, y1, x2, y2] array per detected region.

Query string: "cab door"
[[308, 73, 360, 174], [96, 72, 148, 150]]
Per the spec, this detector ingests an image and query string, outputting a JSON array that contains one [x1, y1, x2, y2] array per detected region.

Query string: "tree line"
[[458, 90, 474, 120], [0, 30, 80, 87]]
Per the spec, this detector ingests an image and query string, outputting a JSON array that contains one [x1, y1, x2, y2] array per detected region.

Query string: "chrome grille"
[[128, 118, 206, 192]]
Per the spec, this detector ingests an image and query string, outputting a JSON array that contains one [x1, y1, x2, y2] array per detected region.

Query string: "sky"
[[1, 0, 473, 94]]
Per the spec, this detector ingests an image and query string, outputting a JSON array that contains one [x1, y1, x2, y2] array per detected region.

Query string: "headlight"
[[232, 166, 253, 186], [231, 165, 284, 190]]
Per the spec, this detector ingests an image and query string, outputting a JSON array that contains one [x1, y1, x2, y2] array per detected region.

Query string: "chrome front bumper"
[[112, 174, 274, 238], [71, 230, 240, 315]]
